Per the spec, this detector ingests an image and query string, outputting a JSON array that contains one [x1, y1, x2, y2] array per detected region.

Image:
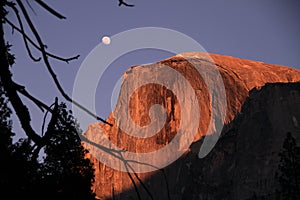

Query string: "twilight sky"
[[4, 0, 300, 140]]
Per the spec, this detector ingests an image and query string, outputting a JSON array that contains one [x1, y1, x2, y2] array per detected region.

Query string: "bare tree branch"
[[0, 22, 42, 145], [34, 0, 66, 19], [14, 82, 55, 115], [26, 0, 37, 16], [6, 1, 41, 62], [118, 0, 135, 7], [126, 161, 154, 200], [4, 18, 80, 63], [123, 161, 142, 200], [32, 97, 58, 160], [82, 136, 170, 200], [42, 97, 59, 143], [13, 82, 44, 112], [16, 0, 112, 126], [41, 102, 55, 136]]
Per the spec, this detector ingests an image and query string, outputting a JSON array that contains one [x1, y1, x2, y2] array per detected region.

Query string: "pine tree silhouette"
[[41, 103, 96, 200]]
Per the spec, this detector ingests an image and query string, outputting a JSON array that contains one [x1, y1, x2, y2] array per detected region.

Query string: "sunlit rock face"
[[83, 53, 300, 200]]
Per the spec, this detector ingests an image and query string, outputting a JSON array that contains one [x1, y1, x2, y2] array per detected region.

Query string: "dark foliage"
[[0, 81, 96, 199], [0, 79, 16, 197], [276, 132, 300, 200], [40, 103, 96, 200]]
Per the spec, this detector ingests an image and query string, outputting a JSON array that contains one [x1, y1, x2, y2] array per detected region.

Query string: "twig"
[[122, 159, 142, 200], [81, 136, 143, 199], [118, 0, 135, 7], [26, 0, 37, 16], [32, 98, 58, 160], [127, 162, 154, 200], [41, 102, 55, 136], [34, 0, 66, 19], [82, 136, 169, 200], [43, 97, 59, 142], [122, 158, 171, 200]]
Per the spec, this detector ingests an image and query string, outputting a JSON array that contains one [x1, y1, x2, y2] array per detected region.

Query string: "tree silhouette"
[[40, 102, 96, 200], [276, 132, 300, 200], [0, 78, 15, 197], [0, 79, 13, 160], [0, 80, 96, 199], [0, 79, 40, 198]]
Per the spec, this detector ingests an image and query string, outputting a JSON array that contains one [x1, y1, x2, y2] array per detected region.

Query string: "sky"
[[4, 0, 300, 140]]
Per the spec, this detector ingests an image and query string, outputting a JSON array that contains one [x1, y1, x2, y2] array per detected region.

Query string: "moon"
[[102, 36, 111, 45]]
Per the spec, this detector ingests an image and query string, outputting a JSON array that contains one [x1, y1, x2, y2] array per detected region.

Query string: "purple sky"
[[4, 0, 300, 140]]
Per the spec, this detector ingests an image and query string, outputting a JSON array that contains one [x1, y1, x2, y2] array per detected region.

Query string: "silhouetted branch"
[[127, 172, 142, 200], [32, 98, 58, 160], [14, 81, 65, 140], [14, 81, 73, 138], [0, 22, 42, 145], [122, 159, 142, 200], [115, 157, 170, 200], [81, 136, 144, 199], [4, 18, 80, 63], [41, 102, 55, 136], [43, 97, 59, 142], [6, 2, 40, 62], [13, 82, 45, 112], [26, 0, 37, 16], [126, 162, 154, 200], [16, 0, 111, 126], [34, 0, 66, 19], [82, 136, 170, 200], [118, 0, 135, 7]]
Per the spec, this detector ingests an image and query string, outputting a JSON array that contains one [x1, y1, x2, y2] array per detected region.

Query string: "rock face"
[[83, 53, 300, 200], [183, 82, 300, 200]]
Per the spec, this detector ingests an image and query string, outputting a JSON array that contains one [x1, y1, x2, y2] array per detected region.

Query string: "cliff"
[[182, 82, 300, 199], [83, 53, 300, 199]]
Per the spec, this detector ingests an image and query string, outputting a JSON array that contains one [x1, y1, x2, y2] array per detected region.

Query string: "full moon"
[[102, 36, 111, 45]]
